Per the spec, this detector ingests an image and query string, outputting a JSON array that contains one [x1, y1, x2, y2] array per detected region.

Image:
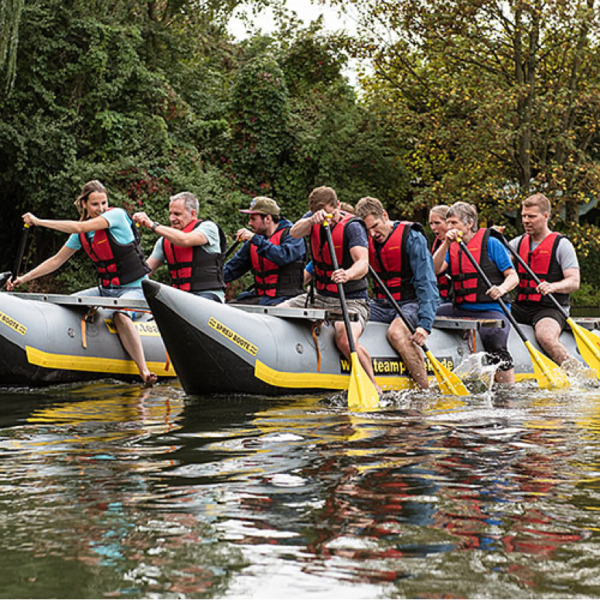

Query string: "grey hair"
[[170, 191, 199, 214], [447, 201, 478, 233]]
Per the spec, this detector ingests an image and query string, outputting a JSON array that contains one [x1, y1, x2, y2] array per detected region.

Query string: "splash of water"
[[453, 352, 498, 395]]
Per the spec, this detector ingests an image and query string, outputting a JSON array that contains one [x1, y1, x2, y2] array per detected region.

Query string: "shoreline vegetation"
[[2, 1, 600, 306]]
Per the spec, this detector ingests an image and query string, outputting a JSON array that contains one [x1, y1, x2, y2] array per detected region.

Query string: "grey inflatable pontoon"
[[142, 280, 600, 396], [0, 291, 174, 386]]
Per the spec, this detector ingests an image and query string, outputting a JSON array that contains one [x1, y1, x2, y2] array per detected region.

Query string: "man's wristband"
[[151, 222, 160, 232]]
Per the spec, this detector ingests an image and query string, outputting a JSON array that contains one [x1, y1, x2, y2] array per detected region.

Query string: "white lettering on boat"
[[0, 310, 27, 336], [208, 317, 258, 357]]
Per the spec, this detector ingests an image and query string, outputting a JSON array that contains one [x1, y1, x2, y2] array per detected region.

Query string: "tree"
[[330, 0, 600, 224]]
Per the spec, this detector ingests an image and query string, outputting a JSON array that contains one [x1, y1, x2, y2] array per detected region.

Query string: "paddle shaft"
[[457, 239, 528, 345], [323, 222, 358, 355], [496, 232, 569, 319], [226, 239, 241, 259], [368, 265, 430, 349], [11, 225, 30, 283]]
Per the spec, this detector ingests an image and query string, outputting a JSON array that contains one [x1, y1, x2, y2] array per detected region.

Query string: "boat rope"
[[81, 314, 87, 349], [164, 349, 171, 372], [311, 322, 322, 372]]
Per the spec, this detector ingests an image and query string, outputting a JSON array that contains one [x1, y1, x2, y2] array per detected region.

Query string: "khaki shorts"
[[284, 293, 370, 330]]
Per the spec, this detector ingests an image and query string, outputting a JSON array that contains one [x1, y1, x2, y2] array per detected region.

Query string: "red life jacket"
[[250, 226, 304, 298], [448, 228, 504, 304], [431, 237, 451, 300], [78, 208, 150, 288], [310, 212, 368, 296], [370, 221, 421, 301], [162, 219, 226, 292], [516, 232, 569, 307]]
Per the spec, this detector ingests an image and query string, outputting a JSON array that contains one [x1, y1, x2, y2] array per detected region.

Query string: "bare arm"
[[146, 257, 163, 278], [487, 267, 519, 300], [432, 239, 450, 274], [133, 212, 208, 247], [537, 267, 580, 296], [290, 209, 332, 238], [6, 245, 77, 290], [153, 224, 208, 248], [331, 245, 369, 284], [24, 212, 109, 234]]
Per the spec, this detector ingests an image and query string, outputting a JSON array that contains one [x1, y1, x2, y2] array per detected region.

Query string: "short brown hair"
[[523, 193, 551, 216], [308, 186, 338, 212], [355, 196, 385, 220]]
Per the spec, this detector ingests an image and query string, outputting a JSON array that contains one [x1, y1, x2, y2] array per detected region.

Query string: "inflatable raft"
[[0, 291, 174, 386], [142, 280, 600, 396]]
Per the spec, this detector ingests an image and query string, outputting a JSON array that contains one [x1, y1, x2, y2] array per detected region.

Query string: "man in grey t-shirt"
[[134, 192, 226, 302], [509, 193, 580, 365]]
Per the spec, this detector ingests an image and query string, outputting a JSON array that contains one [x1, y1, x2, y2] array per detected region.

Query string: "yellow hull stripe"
[[25, 346, 174, 377], [254, 359, 415, 391]]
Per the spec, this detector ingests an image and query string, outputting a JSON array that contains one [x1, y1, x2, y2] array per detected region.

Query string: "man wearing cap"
[[223, 196, 306, 306], [133, 191, 227, 302]]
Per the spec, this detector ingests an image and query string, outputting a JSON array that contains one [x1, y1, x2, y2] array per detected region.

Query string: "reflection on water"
[[1, 379, 600, 598]]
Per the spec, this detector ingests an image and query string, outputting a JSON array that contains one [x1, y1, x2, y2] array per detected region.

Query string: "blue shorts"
[[75, 286, 146, 320], [369, 298, 419, 329]]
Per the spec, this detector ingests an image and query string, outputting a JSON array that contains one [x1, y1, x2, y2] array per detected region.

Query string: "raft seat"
[[233, 304, 359, 322], [433, 316, 504, 330], [11, 292, 149, 310]]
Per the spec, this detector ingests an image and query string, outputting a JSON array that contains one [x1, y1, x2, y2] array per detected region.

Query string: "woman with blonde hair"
[[429, 205, 452, 300], [7, 180, 157, 385]]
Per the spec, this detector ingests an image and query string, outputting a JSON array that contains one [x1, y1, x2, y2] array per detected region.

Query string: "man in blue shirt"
[[224, 197, 306, 306], [432, 202, 519, 384], [356, 196, 440, 390]]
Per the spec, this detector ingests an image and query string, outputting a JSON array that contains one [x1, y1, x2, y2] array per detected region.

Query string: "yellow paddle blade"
[[567, 317, 600, 379], [347, 352, 380, 412], [524, 340, 570, 390], [425, 350, 470, 396]]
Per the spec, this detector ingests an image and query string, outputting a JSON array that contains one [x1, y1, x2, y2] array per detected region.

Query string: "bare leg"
[[387, 318, 429, 389], [334, 321, 382, 394], [113, 312, 157, 385], [495, 368, 515, 384], [535, 317, 570, 365]]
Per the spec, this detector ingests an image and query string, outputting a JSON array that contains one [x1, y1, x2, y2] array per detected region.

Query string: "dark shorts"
[[437, 302, 514, 372], [512, 303, 567, 331], [369, 298, 419, 329]]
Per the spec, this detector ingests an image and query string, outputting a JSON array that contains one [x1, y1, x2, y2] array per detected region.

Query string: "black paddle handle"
[[457, 239, 527, 344], [368, 264, 432, 353], [225, 239, 241, 259], [10, 225, 30, 283], [323, 223, 358, 355], [494, 231, 568, 319]]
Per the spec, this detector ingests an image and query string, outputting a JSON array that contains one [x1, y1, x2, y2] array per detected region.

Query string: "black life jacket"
[[249, 226, 305, 298], [162, 219, 226, 292], [310, 212, 368, 296], [79, 208, 150, 288], [448, 228, 504, 304], [516, 232, 569, 307]]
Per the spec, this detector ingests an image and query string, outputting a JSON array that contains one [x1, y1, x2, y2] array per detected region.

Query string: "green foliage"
[[1, 0, 410, 293]]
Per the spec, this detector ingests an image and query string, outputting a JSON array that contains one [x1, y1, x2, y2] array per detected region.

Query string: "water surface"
[[1, 373, 600, 598]]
